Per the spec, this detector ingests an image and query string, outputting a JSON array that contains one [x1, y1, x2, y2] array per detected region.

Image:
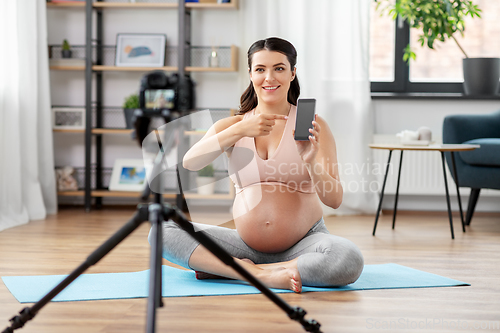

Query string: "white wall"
[[373, 99, 500, 212], [373, 99, 500, 137]]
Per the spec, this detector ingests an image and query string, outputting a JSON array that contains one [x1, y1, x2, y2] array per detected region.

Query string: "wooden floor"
[[1, 206, 499, 333]]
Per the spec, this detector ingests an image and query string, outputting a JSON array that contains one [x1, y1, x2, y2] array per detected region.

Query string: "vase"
[[209, 51, 219, 67], [61, 50, 72, 59], [123, 108, 136, 129], [196, 176, 216, 195], [463, 58, 500, 96]]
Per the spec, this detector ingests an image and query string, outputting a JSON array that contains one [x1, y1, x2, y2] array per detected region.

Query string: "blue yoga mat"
[[1, 264, 469, 303]]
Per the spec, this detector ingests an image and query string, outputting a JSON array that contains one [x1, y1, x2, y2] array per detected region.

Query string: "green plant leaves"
[[197, 164, 214, 177], [123, 94, 139, 109], [375, 0, 482, 61]]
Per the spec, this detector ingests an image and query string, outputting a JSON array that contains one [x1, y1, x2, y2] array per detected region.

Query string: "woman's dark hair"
[[238, 37, 300, 115]]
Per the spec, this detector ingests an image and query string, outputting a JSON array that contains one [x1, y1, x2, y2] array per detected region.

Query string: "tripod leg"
[[146, 202, 164, 333], [2, 206, 150, 333], [164, 204, 322, 333]]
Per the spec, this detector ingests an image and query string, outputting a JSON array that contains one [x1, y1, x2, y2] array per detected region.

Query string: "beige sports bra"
[[228, 105, 316, 194]]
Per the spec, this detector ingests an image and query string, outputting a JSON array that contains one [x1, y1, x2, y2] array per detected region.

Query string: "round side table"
[[369, 143, 480, 239]]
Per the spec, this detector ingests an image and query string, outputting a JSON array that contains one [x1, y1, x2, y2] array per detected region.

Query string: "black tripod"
[[3, 125, 322, 333]]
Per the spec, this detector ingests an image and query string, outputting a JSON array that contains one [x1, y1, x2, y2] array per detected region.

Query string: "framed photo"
[[109, 159, 150, 192], [52, 107, 85, 129], [115, 33, 166, 67]]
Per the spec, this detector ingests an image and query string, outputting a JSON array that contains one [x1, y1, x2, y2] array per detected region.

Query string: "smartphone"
[[294, 98, 316, 141]]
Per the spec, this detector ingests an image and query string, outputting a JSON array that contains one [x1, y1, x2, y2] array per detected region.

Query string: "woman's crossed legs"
[[150, 218, 364, 293]]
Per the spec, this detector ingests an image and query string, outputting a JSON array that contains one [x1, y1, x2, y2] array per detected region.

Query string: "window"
[[369, 1, 395, 82], [370, 0, 500, 94]]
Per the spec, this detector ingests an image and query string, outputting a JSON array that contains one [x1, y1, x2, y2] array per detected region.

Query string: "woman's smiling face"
[[249, 50, 296, 106]]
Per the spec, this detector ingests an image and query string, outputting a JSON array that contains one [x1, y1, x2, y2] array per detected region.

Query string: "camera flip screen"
[[145, 89, 175, 110]]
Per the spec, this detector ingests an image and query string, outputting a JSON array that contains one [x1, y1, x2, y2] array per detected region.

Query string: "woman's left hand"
[[295, 115, 320, 165]]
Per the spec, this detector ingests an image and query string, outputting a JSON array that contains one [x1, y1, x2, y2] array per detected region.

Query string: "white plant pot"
[[196, 176, 216, 195]]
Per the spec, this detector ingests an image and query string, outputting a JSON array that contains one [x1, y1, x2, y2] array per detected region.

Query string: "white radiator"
[[371, 135, 500, 197]]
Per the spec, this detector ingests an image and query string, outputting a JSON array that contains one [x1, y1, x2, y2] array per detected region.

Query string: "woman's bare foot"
[[258, 267, 302, 293], [194, 257, 302, 293]]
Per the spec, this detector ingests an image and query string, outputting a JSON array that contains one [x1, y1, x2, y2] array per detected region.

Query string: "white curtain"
[[239, 0, 379, 215], [0, 0, 57, 232]]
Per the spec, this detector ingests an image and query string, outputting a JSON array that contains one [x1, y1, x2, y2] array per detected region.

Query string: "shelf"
[[47, 2, 85, 8], [49, 66, 85, 71], [53, 128, 85, 133], [57, 190, 85, 196], [92, 128, 133, 135]]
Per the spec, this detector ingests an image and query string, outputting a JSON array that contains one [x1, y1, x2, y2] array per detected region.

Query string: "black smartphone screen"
[[294, 98, 316, 141]]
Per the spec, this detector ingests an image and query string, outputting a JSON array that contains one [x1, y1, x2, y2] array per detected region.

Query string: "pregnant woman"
[[152, 37, 364, 293]]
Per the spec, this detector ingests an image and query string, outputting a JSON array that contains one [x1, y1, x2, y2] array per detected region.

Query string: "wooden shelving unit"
[[48, 0, 238, 209]]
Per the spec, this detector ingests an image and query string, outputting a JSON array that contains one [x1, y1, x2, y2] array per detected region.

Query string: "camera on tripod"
[[133, 71, 195, 144], [139, 71, 195, 115]]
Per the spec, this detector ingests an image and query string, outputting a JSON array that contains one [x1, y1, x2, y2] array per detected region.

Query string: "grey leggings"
[[149, 218, 364, 287]]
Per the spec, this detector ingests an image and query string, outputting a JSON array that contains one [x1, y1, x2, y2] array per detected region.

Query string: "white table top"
[[369, 143, 480, 152]]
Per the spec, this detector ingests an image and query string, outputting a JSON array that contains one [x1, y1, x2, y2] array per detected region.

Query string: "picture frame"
[[109, 159, 150, 192], [115, 33, 166, 67], [52, 107, 85, 129]]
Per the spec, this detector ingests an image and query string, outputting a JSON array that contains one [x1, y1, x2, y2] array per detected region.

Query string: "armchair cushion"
[[460, 138, 500, 167]]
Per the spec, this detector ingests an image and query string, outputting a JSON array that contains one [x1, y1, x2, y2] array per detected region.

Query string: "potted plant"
[[123, 93, 139, 129], [376, 0, 499, 96], [196, 164, 216, 195], [61, 39, 72, 58]]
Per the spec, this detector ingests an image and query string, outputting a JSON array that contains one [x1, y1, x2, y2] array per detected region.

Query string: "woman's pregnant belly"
[[233, 184, 323, 253]]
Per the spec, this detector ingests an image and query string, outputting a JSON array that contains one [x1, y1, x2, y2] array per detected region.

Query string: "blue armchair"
[[443, 110, 500, 225]]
